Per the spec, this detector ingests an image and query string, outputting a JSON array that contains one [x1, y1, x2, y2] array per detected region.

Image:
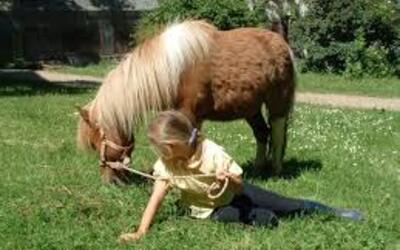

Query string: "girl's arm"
[[119, 180, 169, 242]]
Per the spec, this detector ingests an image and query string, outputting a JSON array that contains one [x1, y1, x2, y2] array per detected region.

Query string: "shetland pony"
[[77, 20, 295, 184]]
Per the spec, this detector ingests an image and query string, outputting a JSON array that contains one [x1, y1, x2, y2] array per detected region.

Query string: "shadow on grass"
[[109, 166, 155, 187], [242, 158, 322, 180], [0, 71, 98, 96], [124, 171, 154, 186]]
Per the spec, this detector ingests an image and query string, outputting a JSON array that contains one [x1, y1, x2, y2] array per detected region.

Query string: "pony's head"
[[76, 104, 134, 185]]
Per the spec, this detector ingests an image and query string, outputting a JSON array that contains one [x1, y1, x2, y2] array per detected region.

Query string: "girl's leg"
[[210, 195, 279, 227], [242, 183, 363, 220], [302, 200, 363, 220], [210, 205, 279, 227], [209, 206, 241, 223], [241, 183, 305, 216], [247, 208, 279, 227]]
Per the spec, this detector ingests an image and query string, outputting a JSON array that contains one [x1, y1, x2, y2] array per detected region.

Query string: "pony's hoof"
[[271, 162, 282, 176], [254, 159, 268, 170]]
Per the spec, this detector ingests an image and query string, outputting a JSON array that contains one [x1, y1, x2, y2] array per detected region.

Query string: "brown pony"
[[77, 20, 296, 184]]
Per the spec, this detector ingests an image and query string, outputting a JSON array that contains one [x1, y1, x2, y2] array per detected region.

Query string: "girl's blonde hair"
[[148, 110, 199, 158]]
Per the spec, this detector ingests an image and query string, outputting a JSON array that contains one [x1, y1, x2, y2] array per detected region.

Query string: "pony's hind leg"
[[268, 115, 288, 175], [246, 112, 271, 169]]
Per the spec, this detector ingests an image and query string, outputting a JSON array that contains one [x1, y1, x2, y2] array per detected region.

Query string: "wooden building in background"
[[0, 0, 158, 66]]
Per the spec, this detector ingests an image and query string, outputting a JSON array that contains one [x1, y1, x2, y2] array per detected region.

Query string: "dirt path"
[[296, 92, 400, 111], [34, 70, 103, 83], [1, 69, 400, 111], [0, 69, 102, 84]]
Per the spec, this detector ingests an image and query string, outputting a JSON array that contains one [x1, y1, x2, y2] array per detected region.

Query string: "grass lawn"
[[50, 60, 400, 98], [47, 59, 119, 78], [0, 81, 399, 250], [298, 73, 400, 98]]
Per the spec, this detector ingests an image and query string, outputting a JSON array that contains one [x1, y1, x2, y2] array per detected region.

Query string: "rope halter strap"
[[99, 129, 134, 168]]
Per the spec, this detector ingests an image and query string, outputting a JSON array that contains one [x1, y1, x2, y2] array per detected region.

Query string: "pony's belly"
[[208, 67, 266, 120], [205, 99, 264, 121]]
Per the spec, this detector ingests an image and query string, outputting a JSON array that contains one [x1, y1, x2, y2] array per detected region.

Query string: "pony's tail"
[[287, 45, 297, 114], [271, 21, 289, 43]]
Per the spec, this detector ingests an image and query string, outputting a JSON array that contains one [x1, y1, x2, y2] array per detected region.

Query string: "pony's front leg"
[[246, 112, 270, 169]]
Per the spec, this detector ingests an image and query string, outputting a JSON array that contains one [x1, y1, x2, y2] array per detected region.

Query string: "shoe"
[[303, 200, 363, 221], [333, 208, 363, 221]]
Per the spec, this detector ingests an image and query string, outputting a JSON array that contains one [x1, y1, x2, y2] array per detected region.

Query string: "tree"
[[246, 0, 308, 41]]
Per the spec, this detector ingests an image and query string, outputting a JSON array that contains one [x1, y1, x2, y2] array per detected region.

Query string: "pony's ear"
[[75, 105, 91, 125]]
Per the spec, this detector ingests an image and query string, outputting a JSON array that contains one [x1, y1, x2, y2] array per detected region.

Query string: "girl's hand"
[[216, 167, 243, 194], [216, 169, 230, 182], [119, 231, 145, 243]]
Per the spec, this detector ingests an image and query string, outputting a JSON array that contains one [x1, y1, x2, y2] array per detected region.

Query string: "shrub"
[[290, 0, 400, 77], [344, 30, 394, 78]]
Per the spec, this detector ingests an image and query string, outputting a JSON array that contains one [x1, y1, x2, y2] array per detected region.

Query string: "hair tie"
[[188, 128, 198, 147]]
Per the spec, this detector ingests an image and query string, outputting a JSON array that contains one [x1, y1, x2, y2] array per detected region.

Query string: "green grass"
[[1, 82, 399, 250], [298, 73, 400, 98], [50, 60, 400, 98], [48, 59, 118, 78]]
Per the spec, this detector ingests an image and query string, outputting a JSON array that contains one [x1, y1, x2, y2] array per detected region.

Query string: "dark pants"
[[210, 183, 334, 227]]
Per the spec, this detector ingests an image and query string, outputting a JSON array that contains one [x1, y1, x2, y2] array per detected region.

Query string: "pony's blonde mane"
[[93, 20, 216, 139], [76, 101, 96, 151]]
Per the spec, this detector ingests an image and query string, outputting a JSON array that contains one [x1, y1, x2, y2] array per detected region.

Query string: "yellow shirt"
[[153, 139, 243, 219]]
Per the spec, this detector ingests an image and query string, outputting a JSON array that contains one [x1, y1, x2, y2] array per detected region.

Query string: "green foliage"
[[344, 32, 394, 78], [291, 0, 400, 78], [133, 0, 266, 42]]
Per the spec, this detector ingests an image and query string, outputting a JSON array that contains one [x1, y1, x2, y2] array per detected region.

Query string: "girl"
[[119, 111, 362, 242]]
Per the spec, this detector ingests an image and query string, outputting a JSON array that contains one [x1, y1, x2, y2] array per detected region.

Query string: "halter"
[[99, 129, 134, 170]]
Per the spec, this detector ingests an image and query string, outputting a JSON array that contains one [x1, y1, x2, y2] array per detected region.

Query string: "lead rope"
[[99, 128, 229, 199], [105, 159, 229, 200]]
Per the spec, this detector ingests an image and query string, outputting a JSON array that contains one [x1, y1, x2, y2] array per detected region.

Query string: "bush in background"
[[290, 0, 400, 78]]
